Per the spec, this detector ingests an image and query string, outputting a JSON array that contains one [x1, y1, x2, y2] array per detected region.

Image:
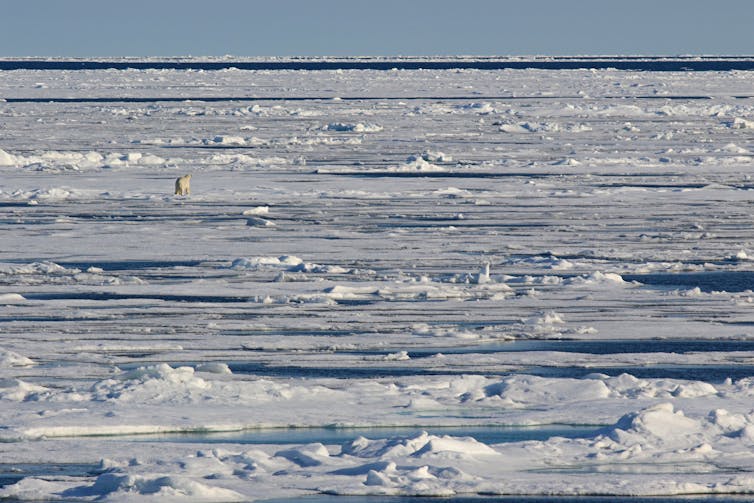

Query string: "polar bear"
[[175, 174, 191, 196]]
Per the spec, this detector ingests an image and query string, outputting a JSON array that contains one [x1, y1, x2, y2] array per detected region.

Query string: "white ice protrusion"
[[246, 216, 276, 227], [420, 150, 452, 162], [0, 148, 19, 166], [209, 135, 247, 145], [242, 206, 270, 216], [0, 293, 26, 304], [567, 271, 627, 286], [733, 250, 752, 261], [524, 310, 565, 327], [383, 351, 410, 361], [724, 117, 754, 129], [0, 348, 35, 368], [474, 263, 490, 284]]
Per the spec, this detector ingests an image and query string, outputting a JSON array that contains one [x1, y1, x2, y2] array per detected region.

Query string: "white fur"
[[175, 174, 191, 195]]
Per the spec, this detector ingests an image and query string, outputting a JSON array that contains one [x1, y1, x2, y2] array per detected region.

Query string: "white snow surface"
[[2, 65, 754, 500]]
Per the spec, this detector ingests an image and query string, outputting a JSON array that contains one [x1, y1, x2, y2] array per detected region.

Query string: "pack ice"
[[2, 62, 754, 500]]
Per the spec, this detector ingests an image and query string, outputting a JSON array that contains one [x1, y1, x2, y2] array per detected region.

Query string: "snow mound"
[[613, 371, 715, 397], [90, 364, 211, 403], [14, 187, 74, 200], [0, 148, 19, 166], [341, 430, 495, 459], [0, 261, 79, 276], [0, 349, 35, 368], [98, 152, 166, 168], [483, 375, 611, 405], [0, 150, 169, 171], [65, 472, 245, 501], [718, 143, 750, 154], [0, 378, 48, 401], [602, 403, 704, 448], [276, 443, 331, 467], [343, 431, 432, 458], [412, 435, 499, 457]]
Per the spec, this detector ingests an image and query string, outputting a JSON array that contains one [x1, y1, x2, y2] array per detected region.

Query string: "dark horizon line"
[[3, 54, 754, 59], [1, 56, 754, 71]]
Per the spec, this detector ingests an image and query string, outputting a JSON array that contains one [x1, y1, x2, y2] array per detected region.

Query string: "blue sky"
[[3, 0, 752, 57]]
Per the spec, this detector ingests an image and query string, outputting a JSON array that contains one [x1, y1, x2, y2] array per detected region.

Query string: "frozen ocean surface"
[[2, 58, 754, 500]]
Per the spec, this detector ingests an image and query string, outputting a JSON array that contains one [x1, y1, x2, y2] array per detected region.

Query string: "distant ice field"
[[3, 65, 754, 500]]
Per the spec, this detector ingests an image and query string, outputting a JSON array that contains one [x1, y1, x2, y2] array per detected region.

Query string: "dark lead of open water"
[[624, 271, 754, 293], [224, 362, 754, 383], [130, 424, 596, 446]]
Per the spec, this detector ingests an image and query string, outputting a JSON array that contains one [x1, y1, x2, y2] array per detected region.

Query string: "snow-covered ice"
[[2, 63, 754, 500]]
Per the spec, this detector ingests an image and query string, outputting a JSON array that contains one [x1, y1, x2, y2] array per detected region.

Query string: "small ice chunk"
[[0, 149, 18, 166], [474, 263, 490, 284], [195, 362, 232, 374], [421, 150, 452, 162], [413, 435, 499, 456], [212, 135, 246, 145], [0, 293, 26, 303], [725, 117, 754, 129], [525, 311, 565, 326], [383, 351, 410, 361], [246, 217, 275, 227], [242, 206, 269, 216]]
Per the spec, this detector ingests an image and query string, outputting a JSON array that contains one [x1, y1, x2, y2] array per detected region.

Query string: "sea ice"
[[1, 62, 754, 500]]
